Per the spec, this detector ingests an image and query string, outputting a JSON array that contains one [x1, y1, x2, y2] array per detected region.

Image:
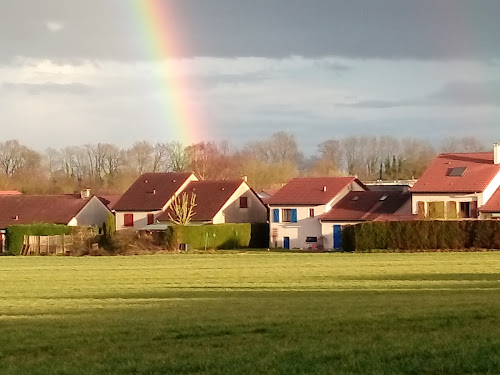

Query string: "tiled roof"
[[98, 195, 122, 210], [480, 187, 500, 212], [266, 177, 362, 205], [411, 152, 500, 193], [0, 195, 90, 228], [158, 180, 244, 222], [113, 172, 194, 211], [320, 191, 411, 221]]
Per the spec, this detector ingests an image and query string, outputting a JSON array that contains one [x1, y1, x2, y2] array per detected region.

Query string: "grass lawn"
[[1, 251, 500, 374]]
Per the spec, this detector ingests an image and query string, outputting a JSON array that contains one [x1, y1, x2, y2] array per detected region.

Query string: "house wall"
[[67, 197, 111, 227], [411, 193, 480, 217], [320, 221, 359, 250], [214, 184, 267, 224], [269, 205, 325, 249], [115, 210, 162, 230]]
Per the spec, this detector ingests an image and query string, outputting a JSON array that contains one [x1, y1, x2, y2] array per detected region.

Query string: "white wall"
[[68, 197, 110, 227], [320, 221, 359, 250], [115, 210, 162, 230], [482, 171, 500, 205], [213, 183, 267, 224]]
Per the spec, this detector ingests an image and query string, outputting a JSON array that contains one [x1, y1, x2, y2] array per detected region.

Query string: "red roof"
[[320, 191, 411, 221], [98, 195, 122, 210], [480, 187, 500, 212], [113, 172, 194, 211], [0, 195, 90, 228], [266, 177, 364, 205], [158, 180, 244, 222], [412, 152, 500, 193]]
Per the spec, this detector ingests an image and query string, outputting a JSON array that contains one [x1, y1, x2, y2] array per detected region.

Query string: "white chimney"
[[495, 143, 500, 165], [322, 185, 327, 192], [80, 188, 91, 199]]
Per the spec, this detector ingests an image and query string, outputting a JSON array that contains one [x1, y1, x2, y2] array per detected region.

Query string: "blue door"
[[283, 237, 290, 250], [333, 225, 342, 250]]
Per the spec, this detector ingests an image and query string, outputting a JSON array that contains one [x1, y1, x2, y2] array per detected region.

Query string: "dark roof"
[[0, 195, 90, 228], [480, 187, 500, 213], [320, 191, 411, 222], [412, 152, 500, 193], [113, 172, 194, 211], [158, 180, 244, 222], [98, 195, 122, 210], [266, 177, 364, 205]]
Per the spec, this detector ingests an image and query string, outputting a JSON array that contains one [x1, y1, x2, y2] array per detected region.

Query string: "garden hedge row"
[[5, 223, 72, 255], [342, 220, 500, 252], [165, 223, 269, 250]]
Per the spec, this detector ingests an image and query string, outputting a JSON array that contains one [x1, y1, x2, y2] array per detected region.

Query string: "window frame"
[[239, 196, 248, 208]]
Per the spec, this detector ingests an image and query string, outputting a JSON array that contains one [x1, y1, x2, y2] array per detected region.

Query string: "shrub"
[[344, 220, 500, 252]]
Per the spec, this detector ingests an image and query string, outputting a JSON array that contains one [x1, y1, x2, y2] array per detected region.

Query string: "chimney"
[[495, 143, 500, 165], [242, 175, 248, 182], [80, 188, 91, 199], [322, 185, 327, 192]]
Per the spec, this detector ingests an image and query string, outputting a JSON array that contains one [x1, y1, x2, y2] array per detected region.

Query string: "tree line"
[[0, 133, 488, 194]]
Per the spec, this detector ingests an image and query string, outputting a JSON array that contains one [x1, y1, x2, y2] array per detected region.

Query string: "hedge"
[[165, 223, 268, 250], [342, 220, 500, 252], [5, 223, 72, 255]]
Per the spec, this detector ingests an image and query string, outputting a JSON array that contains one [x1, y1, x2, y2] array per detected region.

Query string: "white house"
[[113, 172, 267, 230], [266, 177, 367, 250], [113, 172, 198, 230], [411, 144, 500, 219]]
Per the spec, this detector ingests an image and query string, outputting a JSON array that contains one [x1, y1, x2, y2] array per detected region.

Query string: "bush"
[[343, 220, 500, 252], [5, 223, 72, 255], [166, 223, 269, 251]]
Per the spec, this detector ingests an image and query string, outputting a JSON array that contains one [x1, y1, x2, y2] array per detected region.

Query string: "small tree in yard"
[[168, 192, 197, 225]]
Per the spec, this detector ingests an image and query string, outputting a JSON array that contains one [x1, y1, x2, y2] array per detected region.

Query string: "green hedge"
[[166, 223, 269, 250], [5, 223, 72, 255], [342, 220, 500, 252]]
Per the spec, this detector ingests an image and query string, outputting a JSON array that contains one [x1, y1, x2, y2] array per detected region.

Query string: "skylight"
[[351, 196, 359, 201], [379, 195, 388, 201], [449, 167, 467, 177]]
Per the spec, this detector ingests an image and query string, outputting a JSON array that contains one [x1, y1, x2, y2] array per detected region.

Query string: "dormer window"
[[379, 195, 388, 201], [449, 167, 467, 177]]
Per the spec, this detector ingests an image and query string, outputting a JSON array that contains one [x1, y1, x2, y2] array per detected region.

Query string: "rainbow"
[[129, 0, 206, 145]]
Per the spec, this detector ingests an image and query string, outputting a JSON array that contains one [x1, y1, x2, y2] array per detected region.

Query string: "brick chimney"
[[495, 143, 500, 165]]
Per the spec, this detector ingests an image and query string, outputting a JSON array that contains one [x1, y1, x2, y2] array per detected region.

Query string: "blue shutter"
[[273, 209, 280, 223], [291, 209, 297, 223]]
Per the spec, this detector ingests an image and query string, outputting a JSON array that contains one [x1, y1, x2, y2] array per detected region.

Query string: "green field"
[[1, 252, 500, 374]]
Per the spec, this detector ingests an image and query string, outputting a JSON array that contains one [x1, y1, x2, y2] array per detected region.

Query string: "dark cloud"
[[3, 82, 92, 95], [343, 80, 500, 108], [1, 0, 499, 61]]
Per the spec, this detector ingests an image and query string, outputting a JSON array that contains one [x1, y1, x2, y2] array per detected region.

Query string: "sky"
[[1, 0, 499, 154]]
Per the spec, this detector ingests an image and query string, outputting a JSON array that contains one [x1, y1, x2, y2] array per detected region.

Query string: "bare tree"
[[168, 192, 197, 225], [127, 141, 154, 174]]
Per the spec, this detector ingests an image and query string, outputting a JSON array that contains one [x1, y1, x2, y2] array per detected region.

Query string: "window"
[[147, 214, 154, 225], [124, 214, 134, 227], [309, 208, 314, 218], [449, 167, 467, 177], [306, 236, 318, 243], [239, 196, 248, 208], [282, 209, 297, 223], [460, 202, 471, 218], [272, 209, 280, 223]]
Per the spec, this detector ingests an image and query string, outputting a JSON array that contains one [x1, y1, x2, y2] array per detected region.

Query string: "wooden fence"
[[22, 234, 75, 255]]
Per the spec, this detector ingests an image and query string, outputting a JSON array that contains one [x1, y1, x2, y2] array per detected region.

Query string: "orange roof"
[[412, 152, 500, 193]]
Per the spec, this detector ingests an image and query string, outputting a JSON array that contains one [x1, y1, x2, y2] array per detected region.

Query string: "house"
[[156, 180, 267, 224], [0, 192, 111, 252], [113, 172, 198, 230], [319, 190, 413, 249], [266, 177, 367, 249], [411, 144, 500, 219], [113, 172, 267, 230]]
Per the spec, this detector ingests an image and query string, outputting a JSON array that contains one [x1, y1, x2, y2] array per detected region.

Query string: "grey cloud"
[[1, 0, 500, 61], [3, 82, 92, 95], [343, 80, 500, 108]]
